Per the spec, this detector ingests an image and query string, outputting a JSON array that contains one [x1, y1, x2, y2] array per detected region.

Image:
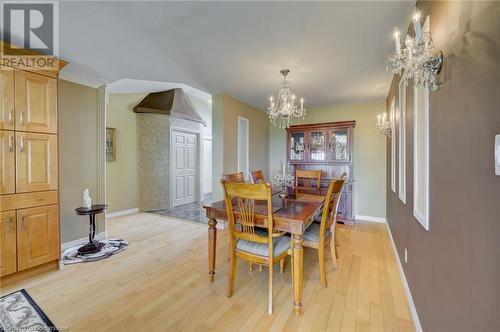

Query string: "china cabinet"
[[287, 121, 356, 224]]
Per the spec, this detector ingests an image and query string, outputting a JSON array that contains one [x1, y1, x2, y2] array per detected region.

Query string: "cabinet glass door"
[[289, 132, 305, 161], [308, 131, 326, 162], [330, 130, 349, 161]]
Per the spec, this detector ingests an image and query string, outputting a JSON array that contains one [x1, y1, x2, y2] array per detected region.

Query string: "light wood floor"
[[0, 213, 414, 332]]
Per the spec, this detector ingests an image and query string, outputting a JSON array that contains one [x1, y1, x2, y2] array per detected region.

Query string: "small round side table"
[[75, 204, 107, 254]]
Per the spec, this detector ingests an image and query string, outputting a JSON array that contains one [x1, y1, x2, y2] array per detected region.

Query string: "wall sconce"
[[387, 7, 444, 91], [376, 113, 391, 137]]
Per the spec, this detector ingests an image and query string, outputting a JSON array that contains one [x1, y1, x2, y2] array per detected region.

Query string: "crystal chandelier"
[[387, 7, 444, 91], [267, 69, 306, 128]]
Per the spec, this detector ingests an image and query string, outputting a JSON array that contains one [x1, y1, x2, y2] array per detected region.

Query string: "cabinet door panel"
[[16, 132, 58, 193], [0, 66, 15, 130], [329, 129, 350, 161], [17, 205, 59, 271], [307, 131, 326, 162], [289, 132, 305, 162], [15, 71, 57, 133], [0, 130, 15, 194], [0, 210, 17, 276]]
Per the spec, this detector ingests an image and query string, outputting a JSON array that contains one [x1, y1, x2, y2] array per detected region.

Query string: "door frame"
[[169, 126, 202, 209], [237, 116, 249, 176]]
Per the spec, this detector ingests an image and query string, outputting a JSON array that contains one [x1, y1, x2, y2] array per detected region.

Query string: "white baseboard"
[[106, 208, 139, 219], [355, 214, 387, 223], [61, 231, 107, 252], [385, 222, 423, 332]]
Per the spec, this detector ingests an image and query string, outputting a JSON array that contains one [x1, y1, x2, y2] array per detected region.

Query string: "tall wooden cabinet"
[[287, 121, 356, 224], [0, 45, 66, 278]]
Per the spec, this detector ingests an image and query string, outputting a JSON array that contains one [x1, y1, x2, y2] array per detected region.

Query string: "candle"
[[412, 7, 422, 40], [393, 27, 401, 54], [377, 114, 381, 125], [382, 113, 386, 123], [300, 98, 304, 110]]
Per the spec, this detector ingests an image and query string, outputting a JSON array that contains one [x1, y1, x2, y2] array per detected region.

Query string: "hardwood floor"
[[0, 213, 414, 331]]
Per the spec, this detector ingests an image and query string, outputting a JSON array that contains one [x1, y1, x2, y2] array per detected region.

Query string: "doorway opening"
[[237, 116, 249, 177]]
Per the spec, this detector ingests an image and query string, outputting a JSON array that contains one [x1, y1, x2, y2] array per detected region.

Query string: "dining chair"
[[250, 170, 265, 183], [303, 178, 345, 288], [295, 169, 322, 189], [221, 180, 291, 315], [222, 172, 246, 183], [222, 171, 265, 271]]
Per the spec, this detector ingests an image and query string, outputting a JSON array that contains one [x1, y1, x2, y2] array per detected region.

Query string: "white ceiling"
[[58, 1, 415, 109]]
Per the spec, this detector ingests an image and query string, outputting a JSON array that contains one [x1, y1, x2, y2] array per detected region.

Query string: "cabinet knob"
[[19, 136, 24, 152], [19, 111, 24, 126]]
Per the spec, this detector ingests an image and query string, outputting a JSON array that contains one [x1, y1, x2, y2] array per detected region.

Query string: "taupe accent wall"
[[58, 80, 100, 243], [386, 1, 500, 331]]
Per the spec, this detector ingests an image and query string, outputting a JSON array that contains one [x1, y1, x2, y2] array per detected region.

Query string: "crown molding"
[[59, 67, 109, 88]]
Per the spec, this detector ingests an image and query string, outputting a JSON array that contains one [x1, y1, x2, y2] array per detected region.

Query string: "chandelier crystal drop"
[[386, 7, 444, 91], [267, 69, 306, 129]]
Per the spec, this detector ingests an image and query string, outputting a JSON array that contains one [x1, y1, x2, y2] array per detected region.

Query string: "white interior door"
[[173, 131, 198, 207]]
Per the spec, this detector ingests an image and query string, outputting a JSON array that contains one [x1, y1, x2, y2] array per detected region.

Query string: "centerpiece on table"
[[272, 161, 294, 198]]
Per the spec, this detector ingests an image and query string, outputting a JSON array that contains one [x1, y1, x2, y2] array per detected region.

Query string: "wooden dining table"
[[203, 186, 329, 314]]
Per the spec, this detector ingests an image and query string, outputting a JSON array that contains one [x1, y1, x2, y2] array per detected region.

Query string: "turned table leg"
[[292, 233, 304, 315], [208, 218, 217, 282]]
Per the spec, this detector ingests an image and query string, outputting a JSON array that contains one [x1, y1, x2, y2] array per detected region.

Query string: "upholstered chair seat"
[[236, 231, 291, 258], [304, 223, 331, 243]]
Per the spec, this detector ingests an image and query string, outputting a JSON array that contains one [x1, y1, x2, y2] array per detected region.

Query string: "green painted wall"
[[106, 93, 145, 213], [270, 100, 387, 218], [212, 93, 270, 200]]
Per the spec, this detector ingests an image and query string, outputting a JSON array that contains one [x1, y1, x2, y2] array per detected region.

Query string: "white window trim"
[[398, 79, 407, 204], [413, 87, 430, 230], [390, 97, 396, 193]]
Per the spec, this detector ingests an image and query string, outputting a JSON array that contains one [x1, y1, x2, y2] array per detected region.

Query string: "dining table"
[[203, 186, 329, 315]]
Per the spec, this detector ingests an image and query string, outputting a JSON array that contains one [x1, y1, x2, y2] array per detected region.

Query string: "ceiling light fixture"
[[267, 69, 306, 129]]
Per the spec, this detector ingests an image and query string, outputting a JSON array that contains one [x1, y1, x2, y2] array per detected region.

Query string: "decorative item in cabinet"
[[289, 132, 305, 161], [308, 131, 326, 162], [329, 129, 350, 161]]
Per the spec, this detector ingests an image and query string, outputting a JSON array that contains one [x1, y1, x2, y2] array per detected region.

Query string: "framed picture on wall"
[[106, 127, 116, 161]]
